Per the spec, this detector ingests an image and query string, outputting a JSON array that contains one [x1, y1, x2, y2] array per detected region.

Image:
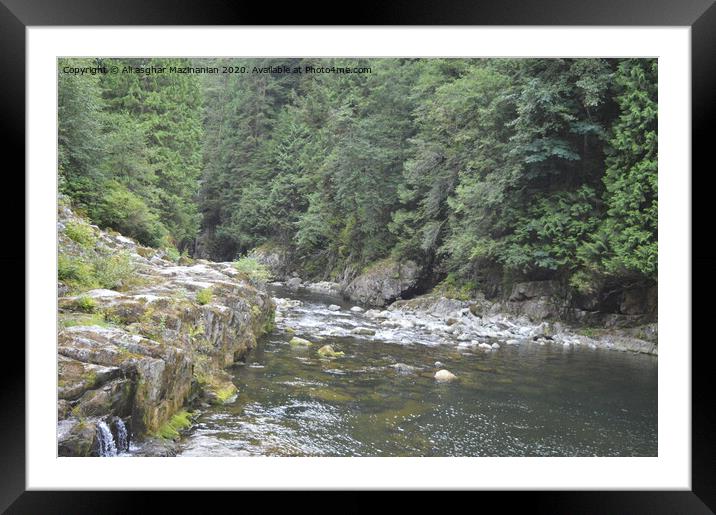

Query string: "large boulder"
[[504, 281, 564, 321], [620, 285, 658, 316], [342, 259, 421, 307], [247, 243, 290, 279]]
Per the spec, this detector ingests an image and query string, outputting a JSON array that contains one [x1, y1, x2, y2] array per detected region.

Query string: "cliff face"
[[57, 202, 274, 456]]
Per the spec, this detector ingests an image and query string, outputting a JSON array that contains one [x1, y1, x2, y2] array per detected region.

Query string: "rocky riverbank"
[[272, 279, 657, 356], [57, 203, 274, 456], [250, 245, 657, 356]]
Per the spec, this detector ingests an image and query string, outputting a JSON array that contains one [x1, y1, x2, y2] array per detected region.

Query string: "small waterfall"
[[115, 418, 129, 453], [96, 420, 118, 457]]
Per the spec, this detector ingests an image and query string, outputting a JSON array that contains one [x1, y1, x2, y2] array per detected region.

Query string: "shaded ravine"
[[176, 286, 657, 457]]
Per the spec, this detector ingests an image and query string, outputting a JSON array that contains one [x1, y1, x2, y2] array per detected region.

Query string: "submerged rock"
[[434, 369, 457, 382], [317, 345, 345, 358], [391, 363, 420, 375], [351, 327, 376, 336]]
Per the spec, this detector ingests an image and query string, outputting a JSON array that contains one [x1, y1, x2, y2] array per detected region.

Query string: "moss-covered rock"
[[317, 345, 344, 358], [342, 259, 421, 307]]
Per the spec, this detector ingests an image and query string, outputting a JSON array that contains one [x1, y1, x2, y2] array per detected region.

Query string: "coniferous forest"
[[59, 57, 657, 301], [57, 57, 658, 458]]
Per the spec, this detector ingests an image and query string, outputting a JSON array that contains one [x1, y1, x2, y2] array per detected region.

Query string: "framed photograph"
[[5, 0, 713, 511]]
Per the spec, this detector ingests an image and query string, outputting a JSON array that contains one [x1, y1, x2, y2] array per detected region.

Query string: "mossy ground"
[[59, 312, 111, 328], [153, 410, 194, 440]]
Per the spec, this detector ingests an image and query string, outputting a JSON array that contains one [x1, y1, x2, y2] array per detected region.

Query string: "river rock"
[[305, 281, 342, 296], [289, 336, 312, 346], [350, 306, 365, 313], [351, 327, 376, 336], [57, 419, 99, 457], [328, 304, 341, 311], [391, 363, 419, 375], [434, 369, 457, 382], [274, 297, 302, 309], [317, 345, 344, 358], [286, 277, 303, 290]]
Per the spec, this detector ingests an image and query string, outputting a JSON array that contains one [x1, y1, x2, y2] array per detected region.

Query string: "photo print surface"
[[56, 57, 658, 457]]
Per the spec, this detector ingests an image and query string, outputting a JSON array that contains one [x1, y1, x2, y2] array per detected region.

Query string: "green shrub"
[[434, 273, 476, 301], [75, 295, 98, 313], [58, 251, 135, 293], [93, 251, 135, 290], [178, 249, 194, 265], [196, 287, 213, 305], [93, 182, 168, 247], [163, 246, 181, 263], [64, 221, 96, 248], [58, 254, 98, 291], [233, 257, 271, 284]]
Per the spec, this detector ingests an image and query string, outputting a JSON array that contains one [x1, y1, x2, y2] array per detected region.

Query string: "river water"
[[178, 287, 657, 457]]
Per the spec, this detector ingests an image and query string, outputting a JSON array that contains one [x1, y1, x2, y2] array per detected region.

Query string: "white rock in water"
[[351, 327, 375, 336], [434, 369, 457, 382], [328, 304, 341, 311], [491, 342, 501, 349], [478, 343, 493, 350], [434, 361, 444, 368], [350, 306, 364, 313], [286, 277, 302, 289]]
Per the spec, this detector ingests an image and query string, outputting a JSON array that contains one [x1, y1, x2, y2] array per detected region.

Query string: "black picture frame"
[[3, 1, 713, 512]]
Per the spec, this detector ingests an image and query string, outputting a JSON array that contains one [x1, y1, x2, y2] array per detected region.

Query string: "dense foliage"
[[59, 57, 657, 298], [59, 57, 203, 250]]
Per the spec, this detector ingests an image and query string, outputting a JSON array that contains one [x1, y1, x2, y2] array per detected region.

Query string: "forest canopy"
[[58, 57, 657, 298]]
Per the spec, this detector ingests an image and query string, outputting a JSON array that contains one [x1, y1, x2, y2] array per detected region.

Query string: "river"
[[177, 286, 657, 457]]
